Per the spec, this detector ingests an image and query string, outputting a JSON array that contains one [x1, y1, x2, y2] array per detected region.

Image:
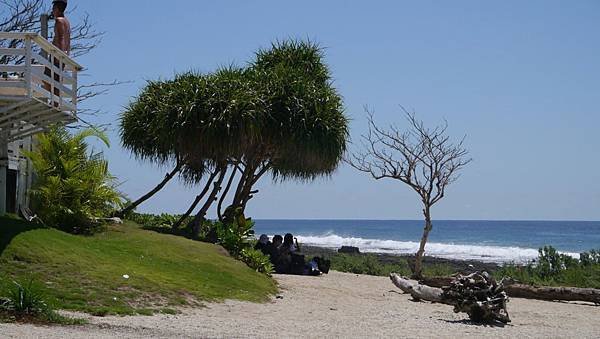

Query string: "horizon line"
[[250, 218, 600, 222]]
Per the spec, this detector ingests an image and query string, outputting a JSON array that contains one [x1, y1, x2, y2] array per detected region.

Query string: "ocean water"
[[253, 220, 600, 264]]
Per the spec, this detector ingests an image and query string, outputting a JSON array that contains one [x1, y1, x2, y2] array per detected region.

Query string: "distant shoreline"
[[254, 218, 600, 223], [254, 219, 595, 263], [301, 245, 502, 273]]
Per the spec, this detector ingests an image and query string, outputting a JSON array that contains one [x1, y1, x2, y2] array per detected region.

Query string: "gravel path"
[[2, 271, 599, 338]]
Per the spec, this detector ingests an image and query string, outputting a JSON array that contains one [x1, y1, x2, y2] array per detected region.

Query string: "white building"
[[0, 32, 81, 215]]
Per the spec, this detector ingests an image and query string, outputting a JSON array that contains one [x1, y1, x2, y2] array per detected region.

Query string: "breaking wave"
[[293, 233, 579, 264]]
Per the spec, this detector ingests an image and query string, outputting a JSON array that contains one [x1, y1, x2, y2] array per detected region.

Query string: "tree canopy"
[[119, 40, 349, 228]]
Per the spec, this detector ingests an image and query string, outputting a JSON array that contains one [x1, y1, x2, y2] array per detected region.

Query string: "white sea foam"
[[292, 233, 579, 264]]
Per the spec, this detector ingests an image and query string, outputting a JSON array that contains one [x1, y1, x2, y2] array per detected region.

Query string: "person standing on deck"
[[43, 0, 71, 103], [51, 0, 71, 54]]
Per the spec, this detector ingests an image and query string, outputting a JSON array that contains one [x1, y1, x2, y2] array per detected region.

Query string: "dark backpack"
[[290, 253, 306, 275], [313, 256, 331, 274]]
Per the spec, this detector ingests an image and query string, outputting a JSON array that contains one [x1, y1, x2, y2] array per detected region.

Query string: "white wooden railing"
[[0, 32, 81, 108], [0, 32, 82, 141]]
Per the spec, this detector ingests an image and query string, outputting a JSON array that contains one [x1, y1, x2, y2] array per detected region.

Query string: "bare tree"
[[348, 107, 472, 278]]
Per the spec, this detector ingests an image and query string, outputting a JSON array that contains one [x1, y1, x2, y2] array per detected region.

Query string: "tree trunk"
[[240, 163, 270, 211], [390, 273, 444, 302], [231, 164, 255, 210], [217, 168, 237, 222], [413, 205, 432, 279], [116, 162, 182, 218], [172, 169, 220, 230], [188, 168, 227, 238], [504, 284, 600, 304]]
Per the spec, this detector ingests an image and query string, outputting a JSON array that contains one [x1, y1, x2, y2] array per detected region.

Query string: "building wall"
[[0, 137, 33, 215]]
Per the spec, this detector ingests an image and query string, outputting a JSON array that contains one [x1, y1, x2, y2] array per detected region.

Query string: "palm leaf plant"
[[24, 126, 123, 233]]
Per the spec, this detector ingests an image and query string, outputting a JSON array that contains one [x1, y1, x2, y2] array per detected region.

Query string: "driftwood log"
[[390, 272, 511, 324], [504, 284, 600, 304], [420, 276, 600, 305]]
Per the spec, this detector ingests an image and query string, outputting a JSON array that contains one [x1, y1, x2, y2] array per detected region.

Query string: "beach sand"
[[2, 271, 599, 338]]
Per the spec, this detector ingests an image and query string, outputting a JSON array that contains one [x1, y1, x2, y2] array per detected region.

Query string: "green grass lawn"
[[0, 215, 276, 316]]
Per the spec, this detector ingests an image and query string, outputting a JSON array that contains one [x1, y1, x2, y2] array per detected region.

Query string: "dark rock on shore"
[[338, 246, 360, 254], [301, 245, 500, 274]]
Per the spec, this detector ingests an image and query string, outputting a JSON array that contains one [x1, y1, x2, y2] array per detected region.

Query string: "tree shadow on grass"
[[0, 215, 44, 257], [439, 318, 510, 328]]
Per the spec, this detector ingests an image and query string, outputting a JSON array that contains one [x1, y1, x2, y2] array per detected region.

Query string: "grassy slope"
[[0, 216, 276, 315]]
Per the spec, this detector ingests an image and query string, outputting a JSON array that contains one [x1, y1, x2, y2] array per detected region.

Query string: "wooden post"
[[0, 139, 8, 215], [26, 135, 34, 208], [58, 56, 63, 109], [24, 37, 33, 98], [40, 14, 50, 66], [40, 14, 50, 40], [72, 64, 78, 107]]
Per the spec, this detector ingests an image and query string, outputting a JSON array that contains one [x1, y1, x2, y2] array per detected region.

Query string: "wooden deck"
[[0, 32, 81, 142], [1, 32, 82, 214]]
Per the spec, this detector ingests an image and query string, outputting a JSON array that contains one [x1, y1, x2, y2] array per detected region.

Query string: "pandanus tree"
[[168, 68, 258, 230], [118, 74, 221, 225], [119, 40, 349, 235], [117, 79, 182, 217], [222, 41, 348, 213], [117, 78, 209, 218]]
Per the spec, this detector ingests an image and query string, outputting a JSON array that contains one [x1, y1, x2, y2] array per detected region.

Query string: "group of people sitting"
[[254, 233, 330, 275]]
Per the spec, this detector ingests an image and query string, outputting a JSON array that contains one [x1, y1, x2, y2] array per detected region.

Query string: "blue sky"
[[71, 0, 599, 220]]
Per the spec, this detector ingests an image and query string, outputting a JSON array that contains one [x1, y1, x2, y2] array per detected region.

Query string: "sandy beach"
[[2, 271, 599, 338]]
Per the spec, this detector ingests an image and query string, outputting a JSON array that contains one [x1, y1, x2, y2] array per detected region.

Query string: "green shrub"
[[126, 212, 158, 227], [241, 248, 274, 275], [211, 212, 277, 275], [1, 279, 48, 315], [536, 246, 578, 278], [127, 212, 204, 239], [330, 254, 412, 276], [213, 217, 255, 258], [495, 246, 600, 288], [24, 126, 123, 234], [422, 263, 456, 277], [128, 212, 192, 230], [580, 249, 600, 266]]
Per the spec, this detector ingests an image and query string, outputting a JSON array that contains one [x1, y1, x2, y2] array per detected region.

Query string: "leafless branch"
[[77, 79, 131, 103], [347, 106, 472, 278], [347, 107, 472, 207]]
